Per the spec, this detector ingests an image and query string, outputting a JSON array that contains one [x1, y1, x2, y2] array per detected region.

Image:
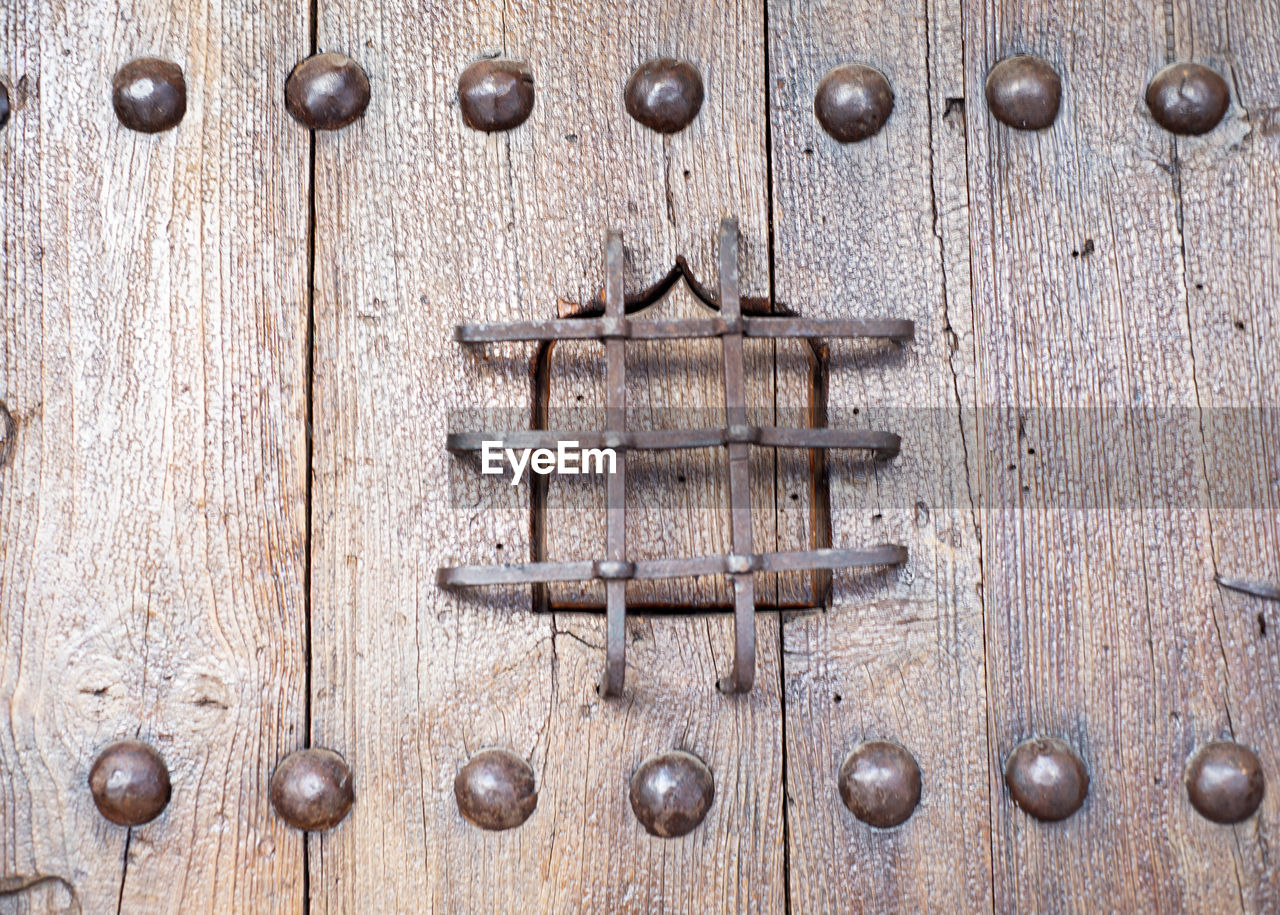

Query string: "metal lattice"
[[437, 219, 911, 696]]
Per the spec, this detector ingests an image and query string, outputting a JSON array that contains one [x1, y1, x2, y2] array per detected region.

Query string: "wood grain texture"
[[768, 0, 993, 910], [308, 1, 784, 912], [1172, 0, 1280, 908], [0, 0, 309, 912], [965, 0, 1270, 908]]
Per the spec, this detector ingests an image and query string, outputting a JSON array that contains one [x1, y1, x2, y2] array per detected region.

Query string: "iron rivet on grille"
[[285, 53, 370, 131], [814, 63, 894, 143], [89, 739, 172, 826], [1145, 63, 1230, 135], [1004, 737, 1088, 821], [984, 54, 1061, 130], [629, 751, 714, 838], [625, 58, 704, 134], [270, 748, 354, 831], [455, 748, 538, 831], [838, 740, 922, 828], [112, 58, 186, 133], [1185, 740, 1265, 824], [458, 59, 534, 133]]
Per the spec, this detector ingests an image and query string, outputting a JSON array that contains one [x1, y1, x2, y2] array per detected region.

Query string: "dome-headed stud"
[[624, 58, 704, 134], [112, 58, 186, 133], [89, 739, 172, 826], [629, 750, 714, 838], [454, 748, 538, 831], [1005, 737, 1089, 821], [1, 81, 10, 129], [814, 64, 894, 143], [838, 740, 922, 828], [984, 54, 1061, 130], [1145, 62, 1230, 136], [270, 748, 354, 831], [1185, 740, 1265, 824], [285, 52, 371, 131], [458, 59, 534, 133]]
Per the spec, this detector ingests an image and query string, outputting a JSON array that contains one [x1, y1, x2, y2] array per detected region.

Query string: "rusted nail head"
[[1145, 62, 1230, 136], [984, 54, 1062, 130], [629, 750, 714, 838], [112, 58, 187, 133], [458, 59, 534, 133], [814, 63, 894, 143], [89, 739, 172, 826], [838, 739, 922, 828], [454, 748, 537, 831], [1185, 740, 1265, 824], [624, 58, 704, 134], [285, 53, 371, 131], [1004, 736, 1089, 821], [270, 747, 354, 831]]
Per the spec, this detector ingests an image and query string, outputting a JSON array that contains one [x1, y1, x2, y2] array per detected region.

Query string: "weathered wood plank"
[[1173, 0, 1280, 907], [768, 0, 993, 910], [0, 0, 309, 911], [309, 2, 784, 911], [965, 0, 1261, 907]]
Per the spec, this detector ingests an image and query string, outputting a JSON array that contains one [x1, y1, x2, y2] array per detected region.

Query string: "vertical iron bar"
[[716, 218, 756, 693], [600, 232, 628, 697]]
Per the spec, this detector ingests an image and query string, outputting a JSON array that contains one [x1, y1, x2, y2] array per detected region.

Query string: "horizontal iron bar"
[[446, 426, 900, 455], [436, 544, 908, 588], [455, 315, 914, 344]]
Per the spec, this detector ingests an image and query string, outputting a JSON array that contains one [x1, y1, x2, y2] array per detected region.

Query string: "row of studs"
[[87, 734, 1265, 837], [0, 51, 1232, 140]]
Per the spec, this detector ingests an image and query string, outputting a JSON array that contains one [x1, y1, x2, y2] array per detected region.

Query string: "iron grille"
[[438, 219, 911, 696]]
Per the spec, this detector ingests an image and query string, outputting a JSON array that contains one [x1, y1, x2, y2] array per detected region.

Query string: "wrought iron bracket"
[[438, 219, 912, 697]]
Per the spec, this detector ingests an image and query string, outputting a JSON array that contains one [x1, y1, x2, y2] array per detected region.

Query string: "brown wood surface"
[[768, 0, 993, 910], [308, 1, 784, 912], [0, 0, 309, 912], [1173, 0, 1280, 909], [967, 0, 1278, 909], [3, 0, 1280, 911]]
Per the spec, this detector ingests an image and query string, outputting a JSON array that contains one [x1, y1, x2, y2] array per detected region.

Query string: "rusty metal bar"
[[436, 544, 909, 588], [456, 315, 915, 344], [601, 233, 628, 698], [715, 219, 756, 695], [446, 426, 901, 457]]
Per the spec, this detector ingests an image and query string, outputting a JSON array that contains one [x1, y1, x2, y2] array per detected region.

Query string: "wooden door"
[[2, 0, 1278, 911]]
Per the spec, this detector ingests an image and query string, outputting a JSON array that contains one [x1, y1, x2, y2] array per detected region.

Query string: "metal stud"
[[629, 750, 714, 838], [89, 739, 172, 826], [454, 748, 538, 831], [1145, 63, 1230, 136], [1, 81, 10, 130], [285, 52, 371, 131], [269, 748, 354, 831], [1185, 740, 1265, 824], [838, 740, 922, 828], [1004, 736, 1088, 821], [624, 58, 704, 134], [458, 59, 534, 133], [814, 64, 894, 143], [984, 54, 1061, 131], [112, 58, 186, 133]]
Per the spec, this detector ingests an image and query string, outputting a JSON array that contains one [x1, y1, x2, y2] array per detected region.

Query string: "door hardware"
[[438, 219, 912, 697]]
